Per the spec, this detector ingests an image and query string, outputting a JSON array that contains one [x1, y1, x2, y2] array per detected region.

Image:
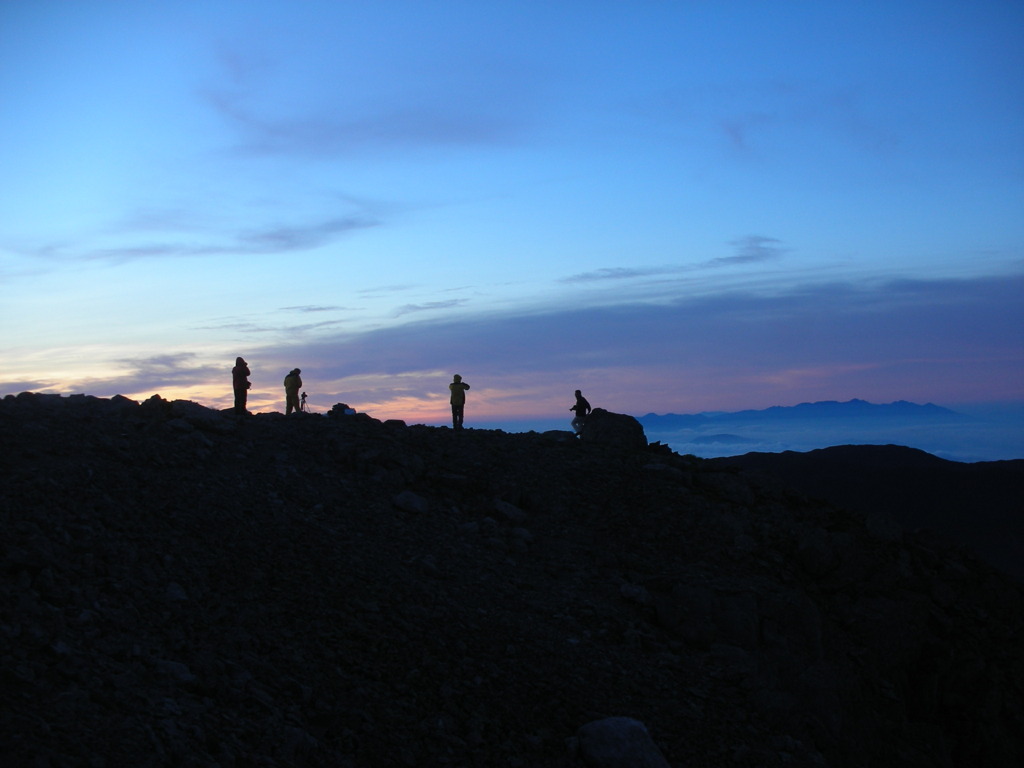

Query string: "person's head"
[[453, 374, 462, 382], [236, 357, 245, 365], [575, 389, 582, 397], [295, 369, 301, 375]]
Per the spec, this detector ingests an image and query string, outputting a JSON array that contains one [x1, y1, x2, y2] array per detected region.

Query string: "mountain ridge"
[[639, 398, 968, 427]]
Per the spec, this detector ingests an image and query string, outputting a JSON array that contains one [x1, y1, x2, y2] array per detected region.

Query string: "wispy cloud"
[[0, 379, 54, 395], [235, 216, 377, 252], [49, 353, 227, 398], [194, 308, 353, 337], [260, 271, 1024, 412], [11, 271, 1020, 415], [280, 319, 349, 335], [721, 111, 776, 152], [114, 354, 216, 383], [203, 43, 542, 158], [561, 235, 789, 285], [358, 284, 419, 296], [280, 305, 350, 313], [710, 235, 788, 266], [19, 215, 378, 264], [561, 266, 680, 284], [641, 80, 900, 159], [394, 299, 468, 317]]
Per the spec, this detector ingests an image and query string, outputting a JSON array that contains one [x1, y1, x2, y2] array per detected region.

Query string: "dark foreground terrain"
[[2, 393, 1022, 767], [708, 445, 1024, 585]]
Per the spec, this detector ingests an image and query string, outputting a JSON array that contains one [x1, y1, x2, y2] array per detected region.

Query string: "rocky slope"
[[2, 393, 1022, 767], [708, 445, 1024, 585]]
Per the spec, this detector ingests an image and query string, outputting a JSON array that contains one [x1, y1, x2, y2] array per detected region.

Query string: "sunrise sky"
[[2, 0, 1022, 425]]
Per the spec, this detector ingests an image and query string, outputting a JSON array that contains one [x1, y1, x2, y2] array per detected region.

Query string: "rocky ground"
[[1, 392, 1022, 767], [708, 444, 1024, 585]]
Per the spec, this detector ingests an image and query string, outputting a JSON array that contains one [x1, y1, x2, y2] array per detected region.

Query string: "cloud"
[[202, 42, 542, 158], [256, 271, 1024, 412], [235, 216, 377, 252], [721, 112, 776, 152], [15, 271, 1019, 416], [207, 92, 526, 158], [19, 215, 378, 264], [279, 319, 348, 335], [0, 379, 53, 395], [31, 353, 226, 398], [115, 207, 220, 233], [359, 284, 419, 296], [561, 266, 680, 284], [111, 354, 218, 387], [561, 236, 789, 285], [710, 235, 788, 266], [642, 80, 900, 159], [279, 305, 350, 313], [394, 299, 469, 317], [194, 307, 354, 337]]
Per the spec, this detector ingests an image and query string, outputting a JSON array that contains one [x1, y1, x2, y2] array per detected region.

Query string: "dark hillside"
[[2, 394, 1022, 767], [708, 445, 1024, 584]]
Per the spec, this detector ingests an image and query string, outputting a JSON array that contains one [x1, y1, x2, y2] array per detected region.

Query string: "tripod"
[[299, 392, 310, 413]]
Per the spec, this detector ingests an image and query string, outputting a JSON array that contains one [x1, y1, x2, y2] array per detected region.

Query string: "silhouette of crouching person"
[[570, 389, 591, 434], [232, 357, 251, 415], [449, 374, 470, 430], [284, 368, 303, 415]]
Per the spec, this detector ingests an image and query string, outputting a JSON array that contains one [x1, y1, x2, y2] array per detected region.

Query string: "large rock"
[[571, 717, 670, 768], [578, 408, 648, 450]]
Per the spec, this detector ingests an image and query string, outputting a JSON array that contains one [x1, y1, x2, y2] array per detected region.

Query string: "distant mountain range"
[[639, 399, 969, 429], [635, 398, 1020, 463]]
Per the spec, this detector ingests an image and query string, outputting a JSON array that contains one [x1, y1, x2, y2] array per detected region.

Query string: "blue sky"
[[2, 0, 1022, 423]]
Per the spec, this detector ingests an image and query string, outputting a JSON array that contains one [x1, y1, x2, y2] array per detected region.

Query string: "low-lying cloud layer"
[[229, 270, 1024, 418], [5, 268, 1019, 424]]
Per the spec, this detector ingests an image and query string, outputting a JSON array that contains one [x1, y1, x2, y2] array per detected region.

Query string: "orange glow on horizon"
[[22, 383, 566, 423]]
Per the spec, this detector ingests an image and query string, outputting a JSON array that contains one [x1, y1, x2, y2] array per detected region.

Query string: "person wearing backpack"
[[449, 374, 471, 430], [232, 357, 251, 415], [284, 368, 303, 415]]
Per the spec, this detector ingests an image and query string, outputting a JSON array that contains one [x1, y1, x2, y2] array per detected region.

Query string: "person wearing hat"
[[284, 368, 303, 415], [232, 357, 251, 415], [448, 374, 471, 430]]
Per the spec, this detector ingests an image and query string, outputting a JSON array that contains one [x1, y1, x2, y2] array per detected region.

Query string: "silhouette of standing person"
[[449, 374, 470, 430], [570, 389, 591, 433], [284, 368, 303, 415], [232, 357, 251, 415]]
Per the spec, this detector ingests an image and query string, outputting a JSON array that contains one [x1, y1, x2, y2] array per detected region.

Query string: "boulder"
[[393, 490, 429, 514], [578, 408, 647, 450], [570, 717, 670, 768]]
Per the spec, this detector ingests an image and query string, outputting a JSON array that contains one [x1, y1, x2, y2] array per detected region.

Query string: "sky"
[[2, 0, 1022, 427]]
